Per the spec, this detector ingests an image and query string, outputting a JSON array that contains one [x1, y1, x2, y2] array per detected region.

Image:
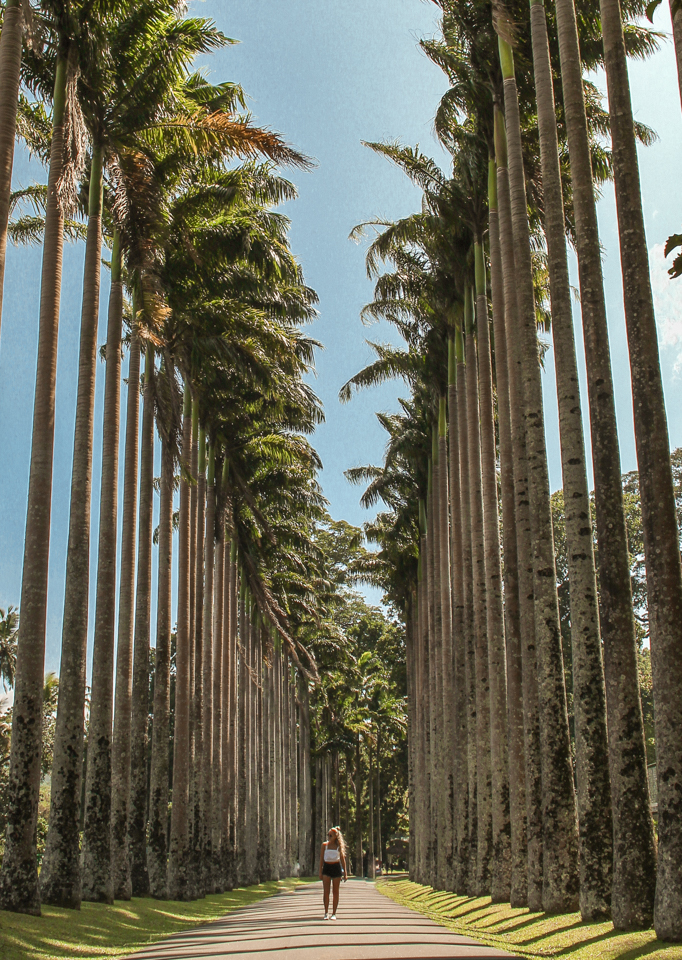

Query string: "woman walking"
[[319, 826, 347, 919]]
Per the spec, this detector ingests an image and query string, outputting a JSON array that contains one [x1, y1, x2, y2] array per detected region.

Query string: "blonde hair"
[[328, 826, 347, 859]]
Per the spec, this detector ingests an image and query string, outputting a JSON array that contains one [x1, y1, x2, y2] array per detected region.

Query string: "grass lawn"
[[377, 877, 682, 960], [0, 877, 315, 960]]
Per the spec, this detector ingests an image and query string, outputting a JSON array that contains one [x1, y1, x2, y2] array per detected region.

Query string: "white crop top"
[[324, 845, 341, 862]]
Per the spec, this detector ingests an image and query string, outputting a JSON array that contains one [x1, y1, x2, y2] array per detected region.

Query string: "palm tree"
[[201, 443, 216, 890], [0, 33, 78, 914], [474, 242, 511, 903], [128, 343, 155, 897], [552, 0, 658, 927], [110, 319, 140, 902], [167, 384, 192, 901], [496, 40, 579, 911], [527, 0, 612, 919], [148, 371, 178, 898], [464, 285, 492, 896], [488, 165, 527, 907], [597, 0, 682, 937], [447, 346, 469, 895], [494, 106, 542, 912]]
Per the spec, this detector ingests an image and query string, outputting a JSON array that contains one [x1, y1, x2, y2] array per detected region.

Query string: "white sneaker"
[[331, 914, 337, 920], [323, 913, 329, 920]]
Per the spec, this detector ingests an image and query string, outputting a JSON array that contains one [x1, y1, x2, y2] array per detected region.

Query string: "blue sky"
[[0, 0, 680, 678]]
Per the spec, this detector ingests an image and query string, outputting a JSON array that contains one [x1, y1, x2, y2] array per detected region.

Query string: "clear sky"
[[0, 0, 680, 678]]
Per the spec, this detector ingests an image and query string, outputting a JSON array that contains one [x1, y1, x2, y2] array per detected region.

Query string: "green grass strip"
[[0, 877, 313, 960], [377, 877, 682, 960]]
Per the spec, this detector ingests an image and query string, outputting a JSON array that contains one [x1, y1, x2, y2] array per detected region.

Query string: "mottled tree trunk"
[[211, 524, 225, 889], [188, 404, 198, 887], [553, 0, 658, 928], [0, 56, 67, 914], [82, 192, 122, 906], [465, 293, 493, 897], [530, 0, 613, 919], [190, 429, 206, 897], [406, 597, 417, 881], [168, 387, 192, 900], [128, 345, 154, 897], [431, 426, 445, 890], [599, 0, 682, 938], [237, 587, 248, 885], [147, 437, 174, 898], [489, 178, 528, 908], [40, 151, 104, 909], [201, 447, 216, 890], [355, 738, 362, 876], [498, 59, 580, 909], [438, 400, 455, 891], [0, 0, 23, 333], [495, 109, 542, 911], [448, 356, 469, 896], [220, 543, 234, 888], [110, 320, 140, 902], [475, 242, 511, 904], [457, 350, 478, 896]]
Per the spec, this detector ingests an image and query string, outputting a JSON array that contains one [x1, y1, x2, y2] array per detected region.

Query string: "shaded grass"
[[377, 878, 682, 960], [0, 877, 312, 960]]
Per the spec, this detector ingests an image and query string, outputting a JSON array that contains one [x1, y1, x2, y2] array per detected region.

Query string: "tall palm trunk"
[[128, 344, 154, 897], [41, 144, 104, 910], [456, 345, 477, 895], [553, 0, 657, 927], [237, 585, 248, 885], [437, 399, 454, 891], [368, 746, 375, 879], [82, 183, 124, 905], [299, 673, 312, 876], [190, 427, 206, 896], [188, 402, 198, 879], [0, 53, 68, 914], [220, 541, 234, 887], [148, 436, 174, 899], [0, 0, 23, 334], [488, 171, 527, 908], [259, 626, 271, 881], [201, 446, 216, 890], [426, 454, 439, 887], [598, 0, 682, 938], [168, 386, 192, 900], [447, 351, 469, 895], [475, 244, 511, 904], [289, 659, 298, 873], [497, 51, 580, 909], [431, 426, 445, 889], [355, 738, 362, 876], [495, 109, 542, 911], [211, 518, 225, 889], [418, 515, 430, 884], [465, 290, 492, 896], [406, 596, 417, 880], [111, 317, 140, 902], [225, 548, 239, 889], [529, 0, 613, 918]]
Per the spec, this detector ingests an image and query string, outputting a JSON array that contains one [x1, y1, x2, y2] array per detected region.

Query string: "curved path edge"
[[128, 878, 517, 959]]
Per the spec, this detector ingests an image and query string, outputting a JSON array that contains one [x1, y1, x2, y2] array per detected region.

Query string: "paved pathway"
[[131, 879, 515, 959]]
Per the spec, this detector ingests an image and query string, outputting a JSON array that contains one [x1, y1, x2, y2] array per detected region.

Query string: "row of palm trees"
[[343, 0, 682, 943], [0, 0, 333, 916]]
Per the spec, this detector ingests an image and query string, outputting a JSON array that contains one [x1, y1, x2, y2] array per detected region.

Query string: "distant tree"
[[0, 607, 18, 691]]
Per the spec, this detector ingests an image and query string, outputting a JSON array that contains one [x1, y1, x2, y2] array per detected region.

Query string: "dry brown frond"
[[56, 45, 88, 217]]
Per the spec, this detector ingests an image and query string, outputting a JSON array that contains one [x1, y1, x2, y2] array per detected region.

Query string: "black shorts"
[[322, 861, 343, 879]]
